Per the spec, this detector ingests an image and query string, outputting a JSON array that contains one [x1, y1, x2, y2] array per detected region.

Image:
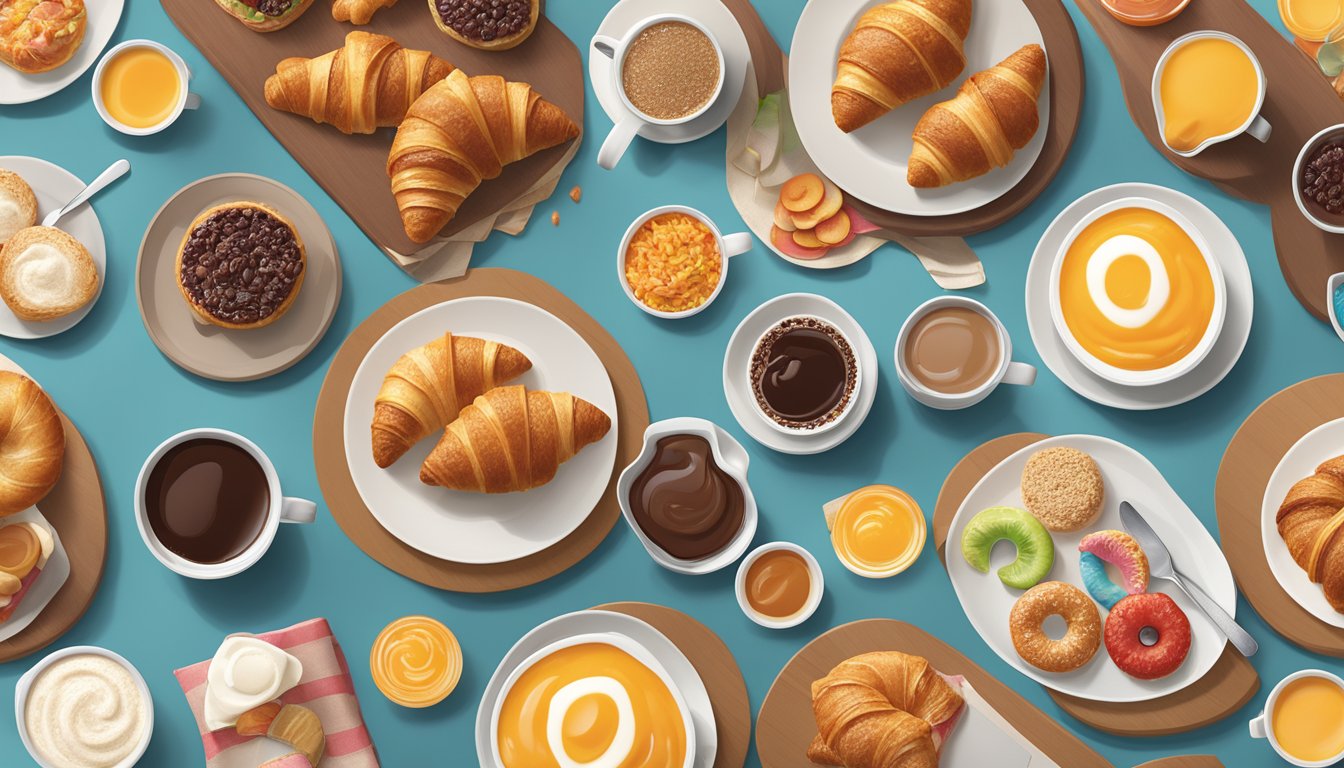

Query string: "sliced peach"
[[814, 210, 851, 245], [773, 201, 797, 232], [780, 173, 824, 212], [793, 228, 826, 249], [771, 225, 829, 259], [790, 179, 844, 229]]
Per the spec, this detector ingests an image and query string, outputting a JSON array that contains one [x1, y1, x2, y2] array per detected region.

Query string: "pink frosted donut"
[[1078, 530, 1149, 610]]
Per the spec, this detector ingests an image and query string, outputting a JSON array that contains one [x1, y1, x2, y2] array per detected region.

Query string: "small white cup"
[[735, 542, 823, 629], [1152, 31, 1271, 158], [1293, 124, 1344, 234], [1249, 669, 1344, 767], [134, 428, 317, 579], [895, 296, 1035, 410], [618, 205, 751, 319], [594, 14, 725, 170], [748, 314, 863, 435], [92, 39, 201, 136]]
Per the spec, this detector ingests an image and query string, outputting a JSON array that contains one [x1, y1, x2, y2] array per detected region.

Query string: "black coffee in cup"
[[143, 438, 270, 564]]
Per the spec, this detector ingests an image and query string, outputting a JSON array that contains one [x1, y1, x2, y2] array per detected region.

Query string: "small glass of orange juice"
[[92, 40, 200, 135]]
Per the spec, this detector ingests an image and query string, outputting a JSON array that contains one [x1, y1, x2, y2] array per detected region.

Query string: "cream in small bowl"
[[16, 646, 154, 768]]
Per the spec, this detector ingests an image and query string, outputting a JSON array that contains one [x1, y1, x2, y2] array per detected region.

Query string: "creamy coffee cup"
[[92, 40, 201, 137], [895, 296, 1036, 410], [1249, 669, 1344, 767], [134, 428, 316, 579], [594, 14, 725, 170]]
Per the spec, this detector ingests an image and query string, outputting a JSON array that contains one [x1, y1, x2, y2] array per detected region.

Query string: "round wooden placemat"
[[725, 0, 1084, 238], [312, 268, 648, 593], [756, 619, 1110, 768], [0, 358, 107, 663], [931, 433, 1258, 736], [1216, 374, 1344, 655], [595, 602, 751, 768]]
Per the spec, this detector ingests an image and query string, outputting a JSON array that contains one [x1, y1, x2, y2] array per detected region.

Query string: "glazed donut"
[[1009, 581, 1101, 673], [1078, 530, 1150, 609], [1104, 593, 1191, 680]]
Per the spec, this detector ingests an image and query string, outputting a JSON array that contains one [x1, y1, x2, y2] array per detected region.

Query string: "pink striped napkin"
[[175, 618, 380, 767]]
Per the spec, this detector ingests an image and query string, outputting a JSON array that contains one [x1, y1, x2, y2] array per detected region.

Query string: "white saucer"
[[590, 0, 751, 145], [0, 156, 107, 339], [0, 0, 125, 105], [1026, 183, 1252, 410], [475, 609, 718, 768], [722, 293, 878, 455], [1260, 417, 1344, 629]]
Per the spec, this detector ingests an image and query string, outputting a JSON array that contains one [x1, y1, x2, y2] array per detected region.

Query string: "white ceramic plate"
[[0, 0, 124, 105], [343, 297, 618, 564], [722, 293, 878, 455], [1026, 183, 1252, 410], [946, 434, 1235, 703], [1260, 417, 1344, 628], [788, 0, 1049, 216], [0, 156, 106, 338], [590, 0, 751, 145], [475, 609, 717, 768]]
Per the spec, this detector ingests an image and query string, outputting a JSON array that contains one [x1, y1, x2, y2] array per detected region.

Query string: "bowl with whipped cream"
[[15, 645, 154, 768], [1049, 196, 1227, 387]]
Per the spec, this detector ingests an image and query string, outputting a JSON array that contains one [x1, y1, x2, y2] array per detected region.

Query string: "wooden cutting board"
[[161, 0, 583, 255], [1073, 0, 1344, 322], [931, 433, 1259, 736]]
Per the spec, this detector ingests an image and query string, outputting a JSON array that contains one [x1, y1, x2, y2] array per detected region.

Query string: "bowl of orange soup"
[[1050, 197, 1226, 386], [491, 633, 695, 768]]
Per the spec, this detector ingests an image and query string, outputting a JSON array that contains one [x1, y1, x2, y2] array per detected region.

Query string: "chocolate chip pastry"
[[176, 202, 305, 330], [429, 0, 539, 51]]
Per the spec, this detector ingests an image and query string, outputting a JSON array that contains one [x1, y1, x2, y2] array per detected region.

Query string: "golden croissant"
[[331, 0, 398, 25], [809, 651, 964, 768], [372, 333, 532, 468], [832, 0, 972, 133], [420, 385, 611, 493], [264, 31, 455, 135], [1277, 455, 1344, 613], [0, 372, 64, 517], [388, 68, 580, 243], [907, 44, 1047, 188]]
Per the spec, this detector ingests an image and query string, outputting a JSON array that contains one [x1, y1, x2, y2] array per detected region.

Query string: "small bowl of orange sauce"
[[1100, 0, 1192, 26], [828, 485, 926, 578], [735, 542, 823, 629], [369, 616, 462, 708]]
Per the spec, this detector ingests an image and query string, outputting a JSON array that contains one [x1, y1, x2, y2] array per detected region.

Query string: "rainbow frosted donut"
[[1078, 530, 1149, 609]]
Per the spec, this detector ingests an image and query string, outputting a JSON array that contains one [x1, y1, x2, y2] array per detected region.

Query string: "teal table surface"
[[0, 0, 1337, 765]]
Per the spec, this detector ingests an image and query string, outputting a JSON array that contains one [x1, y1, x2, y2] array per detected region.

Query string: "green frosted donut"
[[960, 506, 1055, 589]]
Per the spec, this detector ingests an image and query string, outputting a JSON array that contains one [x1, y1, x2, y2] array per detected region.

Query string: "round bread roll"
[[0, 171, 38, 251], [0, 226, 99, 321], [0, 372, 65, 516]]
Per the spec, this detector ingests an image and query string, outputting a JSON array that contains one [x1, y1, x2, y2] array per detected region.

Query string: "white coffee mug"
[[895, 296, 1036, 410], [1249, 669, 1344, 767], [134, 428, 316, 579], [594, 14, 725, 170], [617, 204, 751, 319], [1152, 31, 1271, 158], [92, 39, 201, 137]]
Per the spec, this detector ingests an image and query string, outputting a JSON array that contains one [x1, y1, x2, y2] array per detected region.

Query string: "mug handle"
[[1248, 713, 1267, 739], [722, 232, 753, 258], [1001, 362, 1037, 387], [183, 92, 201, 111], [280, 497, 317, 524], [591, 34, 620, 59], [598, 117, 641, 170], [1246, 114, 1271, 143]]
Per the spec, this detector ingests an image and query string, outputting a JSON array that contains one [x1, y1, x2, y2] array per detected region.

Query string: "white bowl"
[[489, 632, 696, 768], [617, 205, 751, 320], [15, 646, 155, 768], [1328, 272, 1344, 344], [1048, 196, 1227, 387], [734, 541, 824, 630], [746, 314, 863, 436], [1293, 124, 1344, 235], [617, 417, 758, 574]]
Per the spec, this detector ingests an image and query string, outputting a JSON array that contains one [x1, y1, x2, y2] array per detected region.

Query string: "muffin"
[[1020, 447, 1104, 532], [176, 201, 305, 330]]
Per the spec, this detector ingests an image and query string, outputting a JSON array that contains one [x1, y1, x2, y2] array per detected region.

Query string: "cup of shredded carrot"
[[622, 208, 726, 316]]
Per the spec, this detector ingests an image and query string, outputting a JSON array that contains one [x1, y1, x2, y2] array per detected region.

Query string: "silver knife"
[[1119, 501, 1258, 657]]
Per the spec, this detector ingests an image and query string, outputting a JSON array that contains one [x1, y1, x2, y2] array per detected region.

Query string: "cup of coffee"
[[1249, 669, 1344, 767], [895, 296, 1036, 410], [135, 428, 316, 579], [593, 14, 725, 170], [92, 40, 201, 137]]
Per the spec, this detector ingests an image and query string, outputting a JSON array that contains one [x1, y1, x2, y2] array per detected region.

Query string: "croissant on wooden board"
[[809, 651, 964, 768], [331, 0, 399, 25], [388, 68, 579, 243], [0, 372, 64, 517], [1277, 455, 1344, 613], [420, 385, 611, 494], [372, 333, 532, 468], [907, 44, 1047, 189], [831, 0, 973, 133], [264, 31, 455, 135]]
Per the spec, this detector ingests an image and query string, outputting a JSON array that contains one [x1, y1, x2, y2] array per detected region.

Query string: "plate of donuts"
[[945, 434, 1235, 702]]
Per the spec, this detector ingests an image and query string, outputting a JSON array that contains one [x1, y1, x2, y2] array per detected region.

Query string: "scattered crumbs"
[[550, 211, 560, 226], [569, 186, 582, 203]]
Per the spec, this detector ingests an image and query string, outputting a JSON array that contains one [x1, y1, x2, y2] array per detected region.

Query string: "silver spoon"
[[42, 159, 130, 228], [593, 40, 616, 58]]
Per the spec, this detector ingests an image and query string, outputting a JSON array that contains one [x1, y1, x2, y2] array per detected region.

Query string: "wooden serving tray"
[[931, 433, 1259, 736], [1073, 0, 1344, 322], [594, 602, 751, 768], [312, 268, 648, 592], [161, 0, 583, 256], [1216, 374, 1344, 655]]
